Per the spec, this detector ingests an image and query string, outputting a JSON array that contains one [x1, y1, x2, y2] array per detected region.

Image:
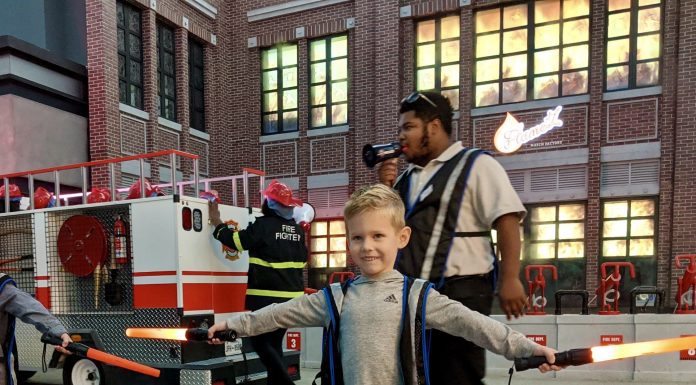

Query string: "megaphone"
[[362, 142, 403, 168], [293, 203, 315, 232]]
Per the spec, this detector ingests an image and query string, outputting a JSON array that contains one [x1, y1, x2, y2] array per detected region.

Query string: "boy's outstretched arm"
[[208, 292, 328, 343]]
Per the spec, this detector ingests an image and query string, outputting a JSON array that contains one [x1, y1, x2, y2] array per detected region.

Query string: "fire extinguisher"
[[113, 214, 129, 265]]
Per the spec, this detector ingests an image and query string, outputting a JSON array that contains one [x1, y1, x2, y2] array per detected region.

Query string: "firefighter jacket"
[[213, 214, 307, 311], [394, 148, 488, 288], [0, 274, 67, 385]]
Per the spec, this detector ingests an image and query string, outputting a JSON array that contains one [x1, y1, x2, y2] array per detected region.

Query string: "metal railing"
[[0, 150, 266, 211]]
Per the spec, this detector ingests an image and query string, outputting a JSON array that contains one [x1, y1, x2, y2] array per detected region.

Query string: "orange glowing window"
[[606, 0, 662, 90], [601, 198, 656, 258], [415, 15, 461, 110], [474, 0, 590, 107]]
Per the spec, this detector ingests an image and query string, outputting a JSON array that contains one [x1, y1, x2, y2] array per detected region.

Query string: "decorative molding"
[[184, 0, 218, 19], [259, 131, 299, 143], [119, 103, 149, 121], [307, 173, 349, 189], [182, 16, 189, 30], [600, 142, 661, 163], [295, 26, 306, 39], [497, 148, 589, 171], [149, 0, 156, 10], [189, 127, 210, 141], [0, 53, 84, 99], [603, 86, 662, 101], [460, 0, 471, 6], [248, 37, 258, 48], [400, 5, 412, 18], [346, 17, 356, 29], [605, 98, 658, 143], [310, 137, 346, 173], [306, 125, 349, 137], [471, 94, 590, 117], [157, 117, 182, 131], [211, 34, 217, 45], [248, 0, 349, 22]]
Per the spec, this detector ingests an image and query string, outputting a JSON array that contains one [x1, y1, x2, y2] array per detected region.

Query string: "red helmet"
[[126, 179, 161, 199], [34, 187, 55, 209], [263, 180, 302, 207], [0, 184, 22, 199], [87, 188, 111, 203]]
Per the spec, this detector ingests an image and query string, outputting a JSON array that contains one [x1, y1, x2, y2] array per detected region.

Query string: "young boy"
[[208, 185, 560, 384]]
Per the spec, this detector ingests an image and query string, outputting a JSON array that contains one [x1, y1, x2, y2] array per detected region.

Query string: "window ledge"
[[248, 0, 349, 22], [119, 103, 149, 120], [470, 95, 590, 117], [189, 127, 210, 141], [158, 117, 182, 131], [184, 0, 218, 19], [259, 131, 300, 143], [603, 86, 662, 101], [307, 125, 349, 137]]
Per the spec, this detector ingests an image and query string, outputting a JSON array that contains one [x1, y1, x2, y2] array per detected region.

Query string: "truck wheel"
[[63, 356, 105, 385]]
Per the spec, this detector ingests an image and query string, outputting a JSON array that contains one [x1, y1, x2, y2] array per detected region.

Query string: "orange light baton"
[[125, 327, 238, 342], [514, 335, 696, 371], [41, 333, 160, 378]]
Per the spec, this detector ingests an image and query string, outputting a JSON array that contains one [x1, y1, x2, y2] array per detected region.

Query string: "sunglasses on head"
[[401, 92, 437, 108]]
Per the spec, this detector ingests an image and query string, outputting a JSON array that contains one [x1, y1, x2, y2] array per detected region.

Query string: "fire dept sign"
[[600, 335, 623, 346], [287, 331, 301, 351], [526, 335, 547, 346]]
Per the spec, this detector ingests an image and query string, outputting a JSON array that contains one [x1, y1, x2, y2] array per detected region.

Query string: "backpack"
[[0, 274, 19, 385], [313, 276, 434, 385]]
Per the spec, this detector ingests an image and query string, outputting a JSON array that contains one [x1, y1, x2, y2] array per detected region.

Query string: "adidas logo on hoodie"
[[384, 294, 399, 304]]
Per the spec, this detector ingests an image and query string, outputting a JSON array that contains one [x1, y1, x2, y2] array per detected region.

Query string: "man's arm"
[[495, 213, 527, 320], [2, 284, 68, 337], [377, 158, 399, 187]]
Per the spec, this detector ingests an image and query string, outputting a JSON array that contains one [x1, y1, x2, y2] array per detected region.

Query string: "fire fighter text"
[[276, 225, 301, 241]]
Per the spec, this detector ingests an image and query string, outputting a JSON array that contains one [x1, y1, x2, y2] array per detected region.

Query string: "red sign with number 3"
[[287, 331, 301, 351]]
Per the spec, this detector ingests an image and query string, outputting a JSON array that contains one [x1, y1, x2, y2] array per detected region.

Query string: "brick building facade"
[[3, 0, 695, 312]]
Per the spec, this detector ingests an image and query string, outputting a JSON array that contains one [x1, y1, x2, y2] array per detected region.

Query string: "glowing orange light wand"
[[125, 327, 238, 342], [515, 335, 696, 371], [40, 334, 160, 378]]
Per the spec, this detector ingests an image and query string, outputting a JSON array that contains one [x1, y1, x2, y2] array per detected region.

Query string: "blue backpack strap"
[[399, 276, 416, 385], [0, 274, 17, 385], [414, 281, 434, 385], [314, 279, 353, 385]]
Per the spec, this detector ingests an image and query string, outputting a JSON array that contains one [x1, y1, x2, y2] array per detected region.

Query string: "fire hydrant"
[[525, 265, 558, 315], [596, 262, 636, 315], [675, 255, 696, 314]]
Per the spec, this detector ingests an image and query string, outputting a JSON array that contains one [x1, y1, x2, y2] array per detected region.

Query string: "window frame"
[[414, 14, 461, 110], [157, 23, 177, 121], [308, 217, 349, 288], [117, 0, 143, 109], [604, 0, 663, 91], [308, 34, 350, 129], [600, 197, 658, 259], [261, 43, 299, 135], [188, 38, 206, 132], [472, 0, 591, 107], [524, 202, 587, 261]]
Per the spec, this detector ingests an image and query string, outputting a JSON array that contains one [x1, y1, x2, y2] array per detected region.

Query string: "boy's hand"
[[55, 333, 73, 355], [207, 321, 229, 345], [497, 277, 527, 320], [377, 158, 398, 187], [533, 346, 565, 373], [209, 201, 222, 226]]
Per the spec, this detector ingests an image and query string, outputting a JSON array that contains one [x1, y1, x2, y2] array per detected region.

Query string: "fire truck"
[[0, 150, 300, 385]]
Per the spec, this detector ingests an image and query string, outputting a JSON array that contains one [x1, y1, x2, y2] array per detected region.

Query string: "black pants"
[[249, 328, 294, 385], [429, 275, 494, 385]]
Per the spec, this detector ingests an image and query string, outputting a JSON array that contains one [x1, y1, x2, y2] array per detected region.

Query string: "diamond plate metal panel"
[[181, 369, 212, 385]]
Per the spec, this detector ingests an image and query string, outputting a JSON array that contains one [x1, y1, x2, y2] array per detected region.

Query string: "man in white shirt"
[[378, 91, 527, 385]]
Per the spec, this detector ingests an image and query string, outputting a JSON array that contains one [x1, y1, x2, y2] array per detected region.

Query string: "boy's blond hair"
[[344, 184, 405, 230]]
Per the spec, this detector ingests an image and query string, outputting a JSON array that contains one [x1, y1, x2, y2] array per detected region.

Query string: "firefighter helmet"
[[263, 180, 302, 207], [0, 184, 22, 199], [126, 179, 164, 199], [34, 187, 56, 209], [87, 187, 112, 203]]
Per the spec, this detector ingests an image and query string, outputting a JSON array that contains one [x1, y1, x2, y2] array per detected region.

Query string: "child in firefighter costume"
[[0, 274, 71, 385], [208, 185, 562, 385], [209, 180, 307, 385]]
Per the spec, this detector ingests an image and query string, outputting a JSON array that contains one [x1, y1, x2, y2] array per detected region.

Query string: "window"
[[117, 1, 143, 109], [308, 219, 347, 288], [262, 44, 298, 134], [157, 23, 176, 121], [189, 39, 205, 131], [601, 199, 656, 258], [527, 203, 585, 260], [309, 35, 349, 129], [474, 0, 590, 107], [606, 0, 662, 90], [415, 15, 460, 110]]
